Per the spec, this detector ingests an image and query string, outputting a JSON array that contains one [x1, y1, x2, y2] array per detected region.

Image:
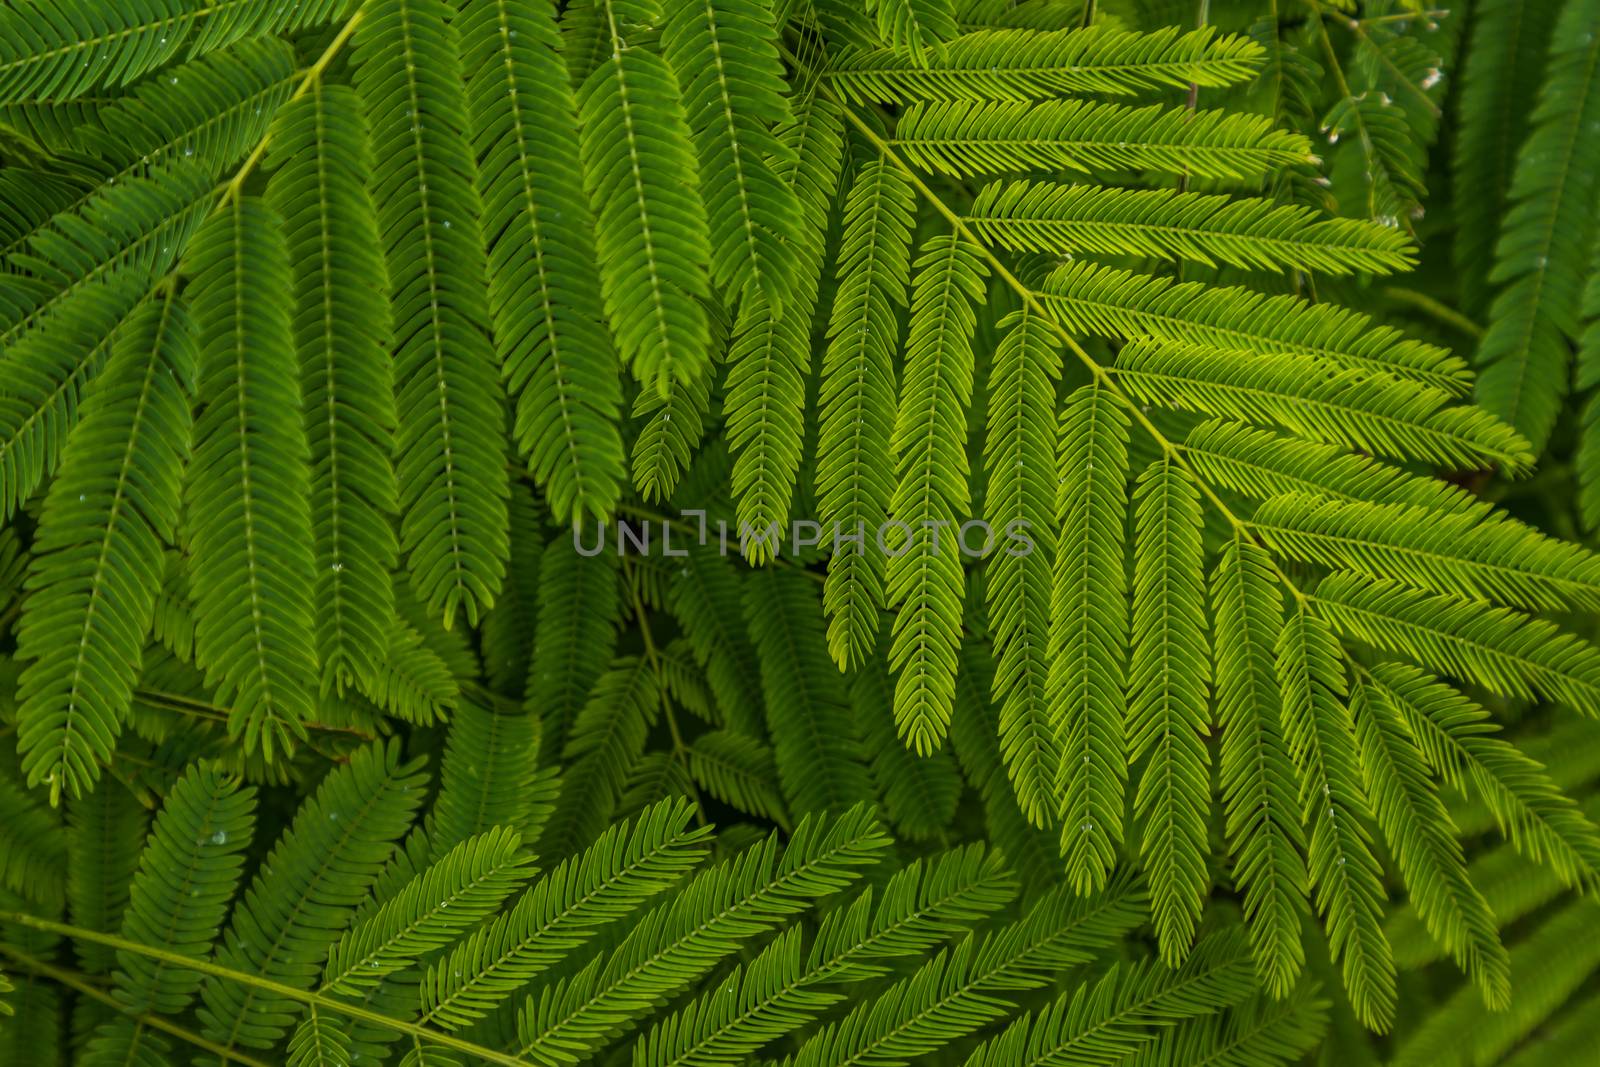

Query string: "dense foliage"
[[0, 0, 1598, 1063]]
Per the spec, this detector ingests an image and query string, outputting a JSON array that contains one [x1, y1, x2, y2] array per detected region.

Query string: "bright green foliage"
[[184, 197, 319, 762], [353, 0, 509, 630], [819, 160, 914, 668], [15, 290, 195, 799], [462, 0, 624, 525], [0, 1, 1599, 1063], [266, 83, 398, 698], [1473, 0, 1600, 452]]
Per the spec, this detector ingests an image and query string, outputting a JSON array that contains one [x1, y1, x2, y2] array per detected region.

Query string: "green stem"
[[0, 912, 530, 1067], [0, 945, 272, 1067]]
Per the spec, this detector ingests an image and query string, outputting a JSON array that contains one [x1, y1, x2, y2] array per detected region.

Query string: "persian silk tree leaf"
[[1274, 606, 1394, 1031], [460, 0, 624, 524], [0, 1, 190, 103], [2, 37, 296, 267], [983, 306, 1062, 828], [1475, 0, 1600, 451], [514, 805, 889, 1064], [321, 826, 535, 996], [724, 92, 845, 559], [578, 0, 713, 396], [818, 160, 915, 669], [1111, 341, 1532, 475], [196, 740, 429, 1052], [106, 764, 256, 1019], [1210, 534, 1307, 997], [1129, 459, 1211, 966], [265, 83, 399, 699], [1367, 661, 1600, 892], [1353, 682, 1510, 1011], [353, 0, 510, 629], [887, 234, 989, 753], [965, 181, 1416, 276], [419, 797, 710, 1032], [1311, 573, 1600, 719], [1451, 0, 1560, 312], [745, 567, 875, 816], [662, 0, 802, 315], [868, 0, 959, 63], [826, 24, 1265, 103], [891, 99, 1314, 181], [1039, 259, 1472, 395], [0, 162, 211, 524], [184, 197, 319, 761], [0, 0, 342, 106], [15, 289, 195, 802], [1247, 492, 1600, 614], [1051, 382, 1130, 895]]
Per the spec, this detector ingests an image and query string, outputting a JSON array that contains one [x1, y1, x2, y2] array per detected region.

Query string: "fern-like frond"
[[419, 796, 709, 1031], [726, 293, 812, 560], [1248, 493, 1600, 614], [65, 778, 144, 973], [526, 537, 620, 758], [107, 764, 254, 1018], [0, 1, 209, 104], [632, 350, 715, 502], [1211, 534, 1307, 997], [183, 197, 318, 760], [663, 0, 801, 314], [460, 0, 624, 523], [1130, 982, 1328, 1067], [0, 162, 209, 523], [543, 654, 660, 856], [1129, 458, 1211, 965], [1373, 661, 1600, 892], [827, 24, 1263, 103], [666, 541, 766, 735], [745, 567, 875, 814], [1473, 0, 1600, 451], [967, 181, 1415, 275], [1353, 681, 1509, 1010], [514, 805, 889, 1064], [687, 729, 790, 825], [891, 99, 1314, 180], [197, 740, 428, 1051], [1311, 573, 1600, 719], [1180, 420, 1484, 515], [353, 0, 508, 628], [1038, 260, 1472, 394], [1274, 606, 1393, 1031], [868, 0, 959, 60], [962, 930, 1258, 1067], [982, 306, 1060, 828], [1111, 341, 1531, 474], [1391, 900, 1600, 1067], [818, 160, 914, 668], [428, 701, 542, 857], [578, 0, 713, 396], [788, 873, 1148, 1066], [266, 82, 398, 697], [0, 0, 345, 106], [14, 288, 194, 801], [0, 769, 65, 907], [1051, 382, 1129, 895], [321, 826, 533, 997], [853, 647, 962, 840], [888, 234, 988, 752], [2, 38, 295, 266], [1450, 0, 1559, 312], [362, 617, 459, 726]]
